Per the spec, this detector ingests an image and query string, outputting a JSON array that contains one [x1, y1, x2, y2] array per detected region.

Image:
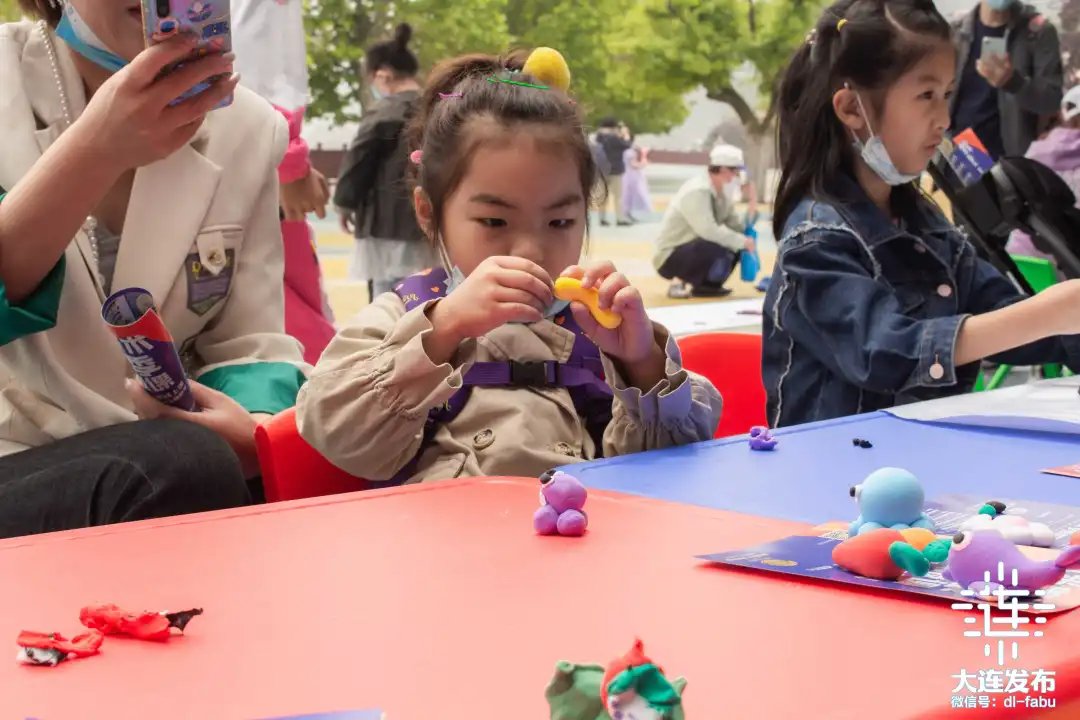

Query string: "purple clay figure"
[[748, 426, 778, 451], [945, 530, 1080, 595], [534, 470, 588, 537]]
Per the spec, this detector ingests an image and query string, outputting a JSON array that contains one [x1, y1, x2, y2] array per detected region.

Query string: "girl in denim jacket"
[[764, 0, 1080, 427]]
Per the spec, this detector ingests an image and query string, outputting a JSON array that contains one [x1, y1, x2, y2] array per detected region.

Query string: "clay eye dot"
[[952, 531, 972, 550]]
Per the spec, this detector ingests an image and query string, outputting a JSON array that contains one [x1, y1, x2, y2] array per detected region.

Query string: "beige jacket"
[[297, 293, 723, 482], [0, 22, 306, 455]]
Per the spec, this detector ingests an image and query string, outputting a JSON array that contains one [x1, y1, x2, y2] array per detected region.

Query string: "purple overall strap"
[[394, 267, 450, 311], [384, 268, 614, 485]]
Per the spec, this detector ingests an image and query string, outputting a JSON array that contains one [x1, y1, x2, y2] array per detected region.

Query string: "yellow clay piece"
[[898, 527, 938, 551], [554, 277, 623, 330]]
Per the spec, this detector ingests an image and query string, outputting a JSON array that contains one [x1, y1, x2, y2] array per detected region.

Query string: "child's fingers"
[[612, 285, 646, 315], [500, 303, 545, 325], [493, 286, 548, 313], [580, 260, 617, 289], [560, 265, 586, 280], [596, 271, 630, 310], [495, 268, 554, 306], [493, 256, 554, 288], [569, 301, 600, 336]]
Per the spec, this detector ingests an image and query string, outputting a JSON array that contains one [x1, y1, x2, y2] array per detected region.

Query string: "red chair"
[[677, 332, 767, 438], [255, 407, 371, 502]]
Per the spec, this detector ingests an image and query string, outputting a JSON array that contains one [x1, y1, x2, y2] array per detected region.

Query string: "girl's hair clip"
[[438, 92, 464, 100], [409, 150, 423, 165], [488, 68, 549, 91], [837, 18, 848, 30]]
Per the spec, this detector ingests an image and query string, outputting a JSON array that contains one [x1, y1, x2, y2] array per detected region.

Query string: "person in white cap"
[[1007, 84, 1080, 263], [652, 143, 755, 299]]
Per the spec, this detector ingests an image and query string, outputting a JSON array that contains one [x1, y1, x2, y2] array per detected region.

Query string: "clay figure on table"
[[959, 501, 1056, 548], [945, 531, 1080, 595], [535, 470, 588, 537], [849, 467, 935, 536]]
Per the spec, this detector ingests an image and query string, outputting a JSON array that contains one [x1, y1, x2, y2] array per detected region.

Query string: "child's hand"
[[562, 262, 666, 390], [426, 257, 554, 362]]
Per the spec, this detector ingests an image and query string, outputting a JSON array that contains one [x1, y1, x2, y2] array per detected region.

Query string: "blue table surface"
[[561, 412, 1080, 525]]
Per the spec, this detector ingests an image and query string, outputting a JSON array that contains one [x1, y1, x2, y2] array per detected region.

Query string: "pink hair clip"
[[438, 92, 464, 99], [409, 150, 424, 165]]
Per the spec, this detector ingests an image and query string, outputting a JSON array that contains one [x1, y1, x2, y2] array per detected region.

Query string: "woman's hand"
[[281, 168, 330, 221], [71, 34, 239, 174], [126, 379, 262, 479], [561, 261, 666, 391]]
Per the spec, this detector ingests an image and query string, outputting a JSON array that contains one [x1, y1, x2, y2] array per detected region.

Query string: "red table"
[[2, 478, 1079, 719]]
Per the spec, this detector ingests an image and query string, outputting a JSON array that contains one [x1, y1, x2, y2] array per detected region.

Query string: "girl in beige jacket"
[[297, 50, 722, 483]]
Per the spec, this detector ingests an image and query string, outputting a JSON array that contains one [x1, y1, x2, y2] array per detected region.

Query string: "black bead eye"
[[953, 532, 965, 545], [849, 486, 857, 497], [988, 501, 1007, 514], [540, 470, 555, 485]]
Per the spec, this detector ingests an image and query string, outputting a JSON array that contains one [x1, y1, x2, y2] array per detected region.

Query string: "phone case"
[[140, 0, 233, 110]]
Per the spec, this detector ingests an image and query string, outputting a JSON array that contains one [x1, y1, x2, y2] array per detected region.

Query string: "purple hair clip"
[[438, 92, 464, 100]]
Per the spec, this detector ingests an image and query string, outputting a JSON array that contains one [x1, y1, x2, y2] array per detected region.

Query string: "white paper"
[[886, 377, 1080, 435], [646, 298, 764, 337]]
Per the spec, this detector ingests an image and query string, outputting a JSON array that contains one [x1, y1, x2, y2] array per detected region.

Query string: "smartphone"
[[981, 36, 1007, 60], [141, 0, 233, 110]]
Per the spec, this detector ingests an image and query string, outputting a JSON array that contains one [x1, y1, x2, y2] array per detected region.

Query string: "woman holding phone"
[[0, 0, 307, 539]]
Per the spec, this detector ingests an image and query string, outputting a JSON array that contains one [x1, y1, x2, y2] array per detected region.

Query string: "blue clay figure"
[[849, 467, 935, 536]]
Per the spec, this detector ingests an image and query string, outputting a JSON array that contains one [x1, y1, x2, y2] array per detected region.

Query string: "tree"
[[304, 0, 690, 133], [641, 0, 828, 178], [0, 0, 24, 22], [305, 0, 509, 124]]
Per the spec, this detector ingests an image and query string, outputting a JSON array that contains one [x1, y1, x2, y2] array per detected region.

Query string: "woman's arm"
[[0, 35, 237, 303], [0, 125, 121, 302]]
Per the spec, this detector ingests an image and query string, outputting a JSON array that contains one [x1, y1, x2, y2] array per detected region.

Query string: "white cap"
[[709, 143, 744, 169], [1063, 86, 1080, 121]]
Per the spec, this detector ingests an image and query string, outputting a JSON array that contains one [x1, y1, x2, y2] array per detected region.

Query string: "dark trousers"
[[658, 238, 741, 288], [0, 419, 252, 540]]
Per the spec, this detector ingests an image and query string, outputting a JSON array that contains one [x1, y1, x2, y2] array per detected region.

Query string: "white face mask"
[[723, 178, 740, 202], [850, 90, 922, 186], [440, 245, 569, 321]]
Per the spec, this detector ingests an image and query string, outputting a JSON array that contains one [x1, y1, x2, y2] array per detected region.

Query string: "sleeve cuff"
[[196, 361, 306, 415], [0, 255, 66, 346], [370, 299, 477, 416], [601, 326, 694, 426], [904, 314, 969, 391]]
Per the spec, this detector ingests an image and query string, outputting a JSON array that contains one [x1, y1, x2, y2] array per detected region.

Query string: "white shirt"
[[231, 0, 309, 109]]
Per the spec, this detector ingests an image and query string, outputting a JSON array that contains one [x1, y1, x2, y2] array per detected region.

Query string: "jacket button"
[[553, 442, 577, 457], [207, 250, 224, 266], [914, 243, 927, 254], [929, 363, 945, 380], [473, 429, 495, 451], [937, 284, 953, 298]]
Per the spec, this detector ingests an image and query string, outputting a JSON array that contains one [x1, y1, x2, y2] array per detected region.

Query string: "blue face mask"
[[443, 257, 570, 322], [985, 0, 1015, 11], [55, 2, 128, 74], [850, 90, 922, 186]]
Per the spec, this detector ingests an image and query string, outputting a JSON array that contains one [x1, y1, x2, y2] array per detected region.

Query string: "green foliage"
[[0, 0, 25, 22], [304, 0, 826, 136], [641, 0, 827, 134]]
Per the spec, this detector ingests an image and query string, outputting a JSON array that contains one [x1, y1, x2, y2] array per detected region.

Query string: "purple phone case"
[[141, 0, 233, 109]]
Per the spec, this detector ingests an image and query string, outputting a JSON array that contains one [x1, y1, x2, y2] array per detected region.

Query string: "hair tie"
[[438, 92, 463, 100], [837, 18, 848, 30], [409, 149, 423, 165]]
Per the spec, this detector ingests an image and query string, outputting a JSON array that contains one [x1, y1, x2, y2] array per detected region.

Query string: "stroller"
[[927, 150, 1080, 292]]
